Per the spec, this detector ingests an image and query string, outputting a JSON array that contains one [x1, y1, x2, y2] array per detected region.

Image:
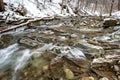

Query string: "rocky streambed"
[[0, 16, 120, 80]]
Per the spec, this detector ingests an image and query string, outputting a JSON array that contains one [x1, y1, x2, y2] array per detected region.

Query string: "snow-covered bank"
[[0, 0, 120, 21], [0, 0, 75, 21], [112, 11, 120, 19]]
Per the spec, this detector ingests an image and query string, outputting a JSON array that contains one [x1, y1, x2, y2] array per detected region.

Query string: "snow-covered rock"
[[103, 18, 117, 28]]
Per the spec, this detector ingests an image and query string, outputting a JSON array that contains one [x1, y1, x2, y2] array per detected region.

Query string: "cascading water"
[[0, 42, 56, 80], [0, 43, 31, 79], [0, 16, 119, 80]]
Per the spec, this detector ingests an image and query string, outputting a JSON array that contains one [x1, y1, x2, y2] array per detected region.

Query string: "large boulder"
[[103, 18, 117, 28], [64, 48, 89, 69]]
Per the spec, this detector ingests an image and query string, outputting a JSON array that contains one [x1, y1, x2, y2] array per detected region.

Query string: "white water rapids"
[[0, 44, 31, 76], [0, 43, 55, 79], [0, 24, 119, 80]]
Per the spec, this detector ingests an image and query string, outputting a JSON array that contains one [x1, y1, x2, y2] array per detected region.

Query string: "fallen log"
[[0, 16, 55, 34]]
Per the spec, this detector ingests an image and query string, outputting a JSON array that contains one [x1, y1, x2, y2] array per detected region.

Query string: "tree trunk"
[[0, 0, 5, 12], [61, 0, 64, 13], [109, 0, 114, 16], [118, 0, 120, 10]]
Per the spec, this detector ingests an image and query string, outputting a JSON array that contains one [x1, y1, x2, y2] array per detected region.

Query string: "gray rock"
[[18, 37, 39, 49], [67, 48, 86, 60], [114, 65, 119, 72], [75, 40, 104, 56], [65, 48, 89, 68]]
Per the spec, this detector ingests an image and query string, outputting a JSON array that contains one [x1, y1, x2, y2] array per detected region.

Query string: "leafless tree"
[[118, 0, 120, 10], [0, 0, 5, 12], [110, 0, 114, 16]]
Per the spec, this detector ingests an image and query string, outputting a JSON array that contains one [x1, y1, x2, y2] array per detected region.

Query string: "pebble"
[[99, 77, 109, 80], [24, 72, 28, 76], [118, 76, 120, 79], [64, 68, 74, 79], [71, 34, 77, 38], [38, 77, 44, 80], [114, 65, 119, 71], [42, 65, 49, 71], [81, 76, 94, 80]]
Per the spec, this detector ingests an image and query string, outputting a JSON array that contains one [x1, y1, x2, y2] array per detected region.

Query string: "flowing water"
[[0, 44, 31, 75], [0, 17, 120, 80]]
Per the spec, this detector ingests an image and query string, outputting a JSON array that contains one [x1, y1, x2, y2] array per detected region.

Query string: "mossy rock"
[[0, 34, 13, 48]]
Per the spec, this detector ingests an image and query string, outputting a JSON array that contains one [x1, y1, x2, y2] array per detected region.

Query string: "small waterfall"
[[14, 49, 31, 71], [0, 44, 19, 74], [0, 44, 31, 79]]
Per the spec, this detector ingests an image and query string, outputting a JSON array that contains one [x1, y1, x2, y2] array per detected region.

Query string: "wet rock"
[[0, 40, 4, 48], [75, 40, 104, 56], [58, 36, 68, 41], [87, 38, 101, 46], [50, 57, 65, 79], [1, 34, 13, 42], [20, 64, 43, 79], [18, 37, 39, 49], [32, 52, 56, 69], [113, 65, 119, 72], [103, 18, 117, 28], [18, 52, 57, 80], [118, 76, 120, 79], [65, 48, 89, 69], [92, 58, 114, 68], [38, 77, 44, 80], [111, 29, 120, 40], [31, 43, 55, 57], [67, 48, 86, 60], [0, 34, 13, 48], [70, 34, 78, 38], [94, 36, 111, 42], [91, 68, 117, 79], [0, 70, 10, 80], [91, 56, 120, 79]]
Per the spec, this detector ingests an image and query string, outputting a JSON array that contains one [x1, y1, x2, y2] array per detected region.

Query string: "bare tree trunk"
[[0, 0, 5, 12], [118, 0, 120, 10], [109, 0, 114, 16], [94, 1, 98, 12], [61, 0, 64, 13]]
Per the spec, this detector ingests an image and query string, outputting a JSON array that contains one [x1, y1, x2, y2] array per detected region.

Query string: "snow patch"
[[112, 11, 120, 19], [1, 0, 73, 21]]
